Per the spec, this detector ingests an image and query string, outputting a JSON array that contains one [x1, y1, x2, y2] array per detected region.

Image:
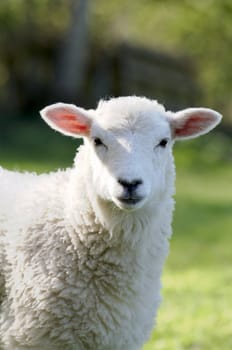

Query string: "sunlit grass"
[[143, 161, 232, 350]]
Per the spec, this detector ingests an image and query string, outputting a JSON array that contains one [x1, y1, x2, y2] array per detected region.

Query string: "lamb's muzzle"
[[117, 178, 144, 204]]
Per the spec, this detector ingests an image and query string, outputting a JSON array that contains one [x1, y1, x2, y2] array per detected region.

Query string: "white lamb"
[[0, 96, 221, 350]]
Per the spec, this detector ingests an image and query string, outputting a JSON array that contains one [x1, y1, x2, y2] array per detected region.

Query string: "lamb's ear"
[[40, 103, 92, 138], [171, 108, 222, 140]]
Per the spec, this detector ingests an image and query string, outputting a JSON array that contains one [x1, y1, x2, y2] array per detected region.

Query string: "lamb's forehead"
[[94, 96, 170, 133]]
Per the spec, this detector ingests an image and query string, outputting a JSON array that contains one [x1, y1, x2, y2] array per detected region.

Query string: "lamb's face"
[[40, 96, 222, 212], [86, 100, 173, 211]]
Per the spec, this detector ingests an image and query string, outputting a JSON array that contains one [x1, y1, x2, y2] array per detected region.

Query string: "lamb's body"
[[0, 97, 221, 349], [0, 161, 173, 350]]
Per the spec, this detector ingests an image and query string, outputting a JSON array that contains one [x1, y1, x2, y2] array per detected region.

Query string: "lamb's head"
[[41, 96, 222, 211]]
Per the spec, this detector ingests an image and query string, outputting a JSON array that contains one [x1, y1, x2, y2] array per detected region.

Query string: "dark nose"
[[118, 178, 143, 193]]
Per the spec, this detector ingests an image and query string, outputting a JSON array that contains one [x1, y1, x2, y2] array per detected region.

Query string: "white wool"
[[0, 97, 221, 350]]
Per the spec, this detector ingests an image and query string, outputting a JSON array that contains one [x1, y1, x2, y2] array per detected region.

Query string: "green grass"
[[143, 160, 232, 350], [1, 123, 232, 350], [0, 120, 80, 172]]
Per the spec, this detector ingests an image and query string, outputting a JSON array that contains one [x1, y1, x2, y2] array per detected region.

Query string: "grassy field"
[[143, 165, 232, 350], [1, 122, 232, 350]]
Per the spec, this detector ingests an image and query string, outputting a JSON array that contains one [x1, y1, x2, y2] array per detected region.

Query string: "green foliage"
[[0, 0, 70, 33], [0, 0, 72, 114], [0, 1, 231, 119], [92, 0, 232, 119]]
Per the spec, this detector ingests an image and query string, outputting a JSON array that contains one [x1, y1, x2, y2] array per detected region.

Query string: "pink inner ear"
[[175, 114, 214, 137], [48, 110, 91, 136]]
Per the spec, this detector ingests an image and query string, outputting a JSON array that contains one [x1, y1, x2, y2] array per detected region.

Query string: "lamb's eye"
[[93, 137, 107, 148], [158, 139, 168, 148], [93, 137, 103, 146]]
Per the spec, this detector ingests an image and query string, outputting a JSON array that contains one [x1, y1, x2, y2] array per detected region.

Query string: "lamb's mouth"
[[114, 196, 145, 210], [118, 197, 144, 205]]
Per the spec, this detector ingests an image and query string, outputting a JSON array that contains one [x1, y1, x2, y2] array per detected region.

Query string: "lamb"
[[0, 96, 222, 350]]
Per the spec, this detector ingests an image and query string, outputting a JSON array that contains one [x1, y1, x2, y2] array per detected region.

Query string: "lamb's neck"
[[64, 166, 92, 227]]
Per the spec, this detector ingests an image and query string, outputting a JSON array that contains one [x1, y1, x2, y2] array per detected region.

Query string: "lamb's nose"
[[118, 178, 143, 193]]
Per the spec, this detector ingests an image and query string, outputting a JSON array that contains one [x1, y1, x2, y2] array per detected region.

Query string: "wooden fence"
[[87, 42, 200, 111]]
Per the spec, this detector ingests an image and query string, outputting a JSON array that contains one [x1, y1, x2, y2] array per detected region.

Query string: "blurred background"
[[0, 1, 231, 349]]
